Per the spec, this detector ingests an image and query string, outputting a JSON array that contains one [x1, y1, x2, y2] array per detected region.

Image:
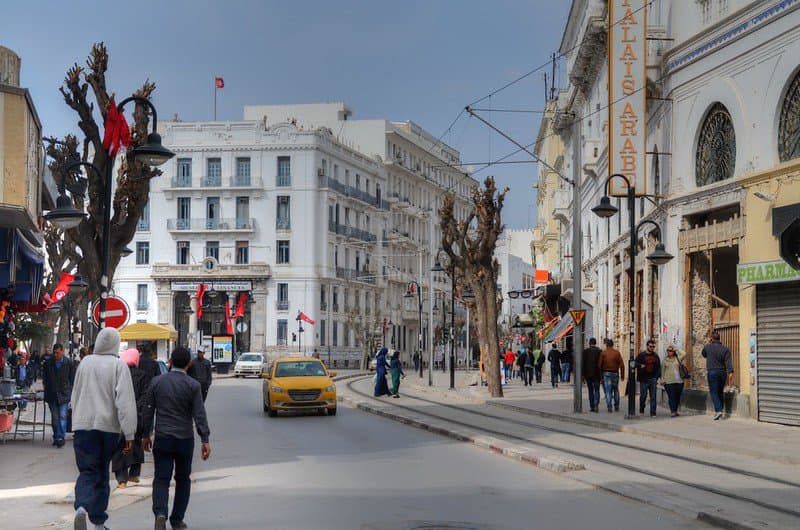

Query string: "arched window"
[[779, 70, 800, 162], [695, 103, 736, 187]]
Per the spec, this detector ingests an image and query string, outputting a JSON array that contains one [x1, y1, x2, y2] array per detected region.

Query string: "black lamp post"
[[403, 281, 424, 378], [432, 251, 457, 389], [592, 173, 674, 418], [45, 97, 174, 329]]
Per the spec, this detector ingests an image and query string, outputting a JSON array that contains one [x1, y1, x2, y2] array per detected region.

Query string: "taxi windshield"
[[275, 361, 326, 377]]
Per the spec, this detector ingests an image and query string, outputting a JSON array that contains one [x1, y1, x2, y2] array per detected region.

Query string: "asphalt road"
[[106, 377, 706, 530]]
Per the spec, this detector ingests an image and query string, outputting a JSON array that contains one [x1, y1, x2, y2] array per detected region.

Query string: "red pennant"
[[196, 283, 207, 320], [102, 97, 132, 157], [233, 293, 247, 319], [215, 77, 224, 89], [45, 273, 75, 309], [224, 299, 234, 335], [298, 311, 315, 325]]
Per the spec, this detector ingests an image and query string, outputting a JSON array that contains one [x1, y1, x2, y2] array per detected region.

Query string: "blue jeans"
[[586, 377, 601, 410], [153, 436, 194, 525], [74, 430, 122, 526], [639, 378, 658, 415], [48, 401, 69, 442], [561, 363, 571, 382], [603, 372, 620, 411], [707, 369, 726, 413]]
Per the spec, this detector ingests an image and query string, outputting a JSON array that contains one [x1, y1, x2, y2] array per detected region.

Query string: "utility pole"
[[428, 214, 435, 386], [572, 113, 584, 413]]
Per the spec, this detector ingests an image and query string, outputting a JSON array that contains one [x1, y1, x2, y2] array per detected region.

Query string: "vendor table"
[[0, 391, 47, 443]]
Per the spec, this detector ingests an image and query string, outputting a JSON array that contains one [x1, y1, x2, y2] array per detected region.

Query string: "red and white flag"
[[297, 311, 315, 325], [46, 272, 75, 309], [215, 77, 224, 89], [102, 97, 132, 157], [224, 298, 234, 335], [196, 283, 208, 320]]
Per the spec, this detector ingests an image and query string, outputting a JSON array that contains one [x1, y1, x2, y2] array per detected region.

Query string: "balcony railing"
[[167, 218, 256, 231], [201, 175, 222, 187], [335, 267, 377, 285], [170, 176, 193, 188], [276, 217, 291, 230], [137, 219, 150, 231], [321, 301, 328, 311], [231, 175, 251, 187], [319, 176, 387, 209], [136, 303, 149, 311], [276, 173, 291, 187], [327, 221, 377, 243], [276, 300, 289, 311], [332, 303, 340, 313]]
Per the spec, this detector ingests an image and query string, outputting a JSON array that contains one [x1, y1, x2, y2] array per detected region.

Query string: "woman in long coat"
[[112, 348, 147, 488], [388, 351, 405, 398], [373, 348, 392, 397]]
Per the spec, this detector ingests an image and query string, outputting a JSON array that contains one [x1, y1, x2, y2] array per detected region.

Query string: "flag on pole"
[[196, 283, 208, 320], [46, 272, 76, 309], [233, 292, 248, 319], [297, 311, 315, 325], [224, 298, 234, 335], [102, 97, 132, 157], [215, 77, 224, 89]]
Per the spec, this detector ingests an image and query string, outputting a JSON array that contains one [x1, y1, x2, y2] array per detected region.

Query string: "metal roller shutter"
[[756, 282, 800, 426]]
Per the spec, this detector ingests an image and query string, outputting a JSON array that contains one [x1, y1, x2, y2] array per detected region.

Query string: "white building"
[[115, 103, 475, 364], [495, 229, 536, 325]]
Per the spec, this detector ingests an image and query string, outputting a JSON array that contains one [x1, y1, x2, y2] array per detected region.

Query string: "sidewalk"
[[403, 370, 800, 465]]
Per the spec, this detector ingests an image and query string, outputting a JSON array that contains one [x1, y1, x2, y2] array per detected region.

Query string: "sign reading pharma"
[[737, 260, 800, 285], [608, 0, 647, 197], [171, 281, 252, 291]]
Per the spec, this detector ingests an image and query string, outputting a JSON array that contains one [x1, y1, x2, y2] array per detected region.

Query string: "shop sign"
[[171, 281, 252, 292], [736, 260, 800, 285], [608, 0, 647, 197]]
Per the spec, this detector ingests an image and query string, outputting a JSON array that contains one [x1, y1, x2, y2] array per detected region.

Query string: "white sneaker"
[[74, 507, 88, 530], [713, 412, 723, 420]]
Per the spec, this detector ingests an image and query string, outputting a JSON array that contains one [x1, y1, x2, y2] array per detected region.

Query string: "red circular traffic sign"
[[92, 296, 130, 329]]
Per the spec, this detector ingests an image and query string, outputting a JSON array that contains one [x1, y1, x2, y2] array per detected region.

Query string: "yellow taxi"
[[262, 357, 337, 417]]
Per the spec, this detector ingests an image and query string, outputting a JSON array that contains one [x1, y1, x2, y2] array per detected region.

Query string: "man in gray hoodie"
[[70, 327, 137, 530]]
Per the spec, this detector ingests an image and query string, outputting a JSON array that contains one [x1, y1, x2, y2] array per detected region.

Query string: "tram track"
[[346, 377, 800, 522]]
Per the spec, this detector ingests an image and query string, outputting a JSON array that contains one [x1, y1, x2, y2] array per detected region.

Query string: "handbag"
[[677, 359, 691, 380]]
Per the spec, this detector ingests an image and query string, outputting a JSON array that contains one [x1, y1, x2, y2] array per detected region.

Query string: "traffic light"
[[780, 218, 800, 270]]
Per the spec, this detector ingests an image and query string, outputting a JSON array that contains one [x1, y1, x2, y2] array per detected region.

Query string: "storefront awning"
[[537, 316, 559, 338], [119, 323, 178, 341], [543, 312, 575, 343], [0, 228, 44, 305], [511, 313, 534, 328]]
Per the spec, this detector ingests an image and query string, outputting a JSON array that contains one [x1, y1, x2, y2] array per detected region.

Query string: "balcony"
[[276, 173, 291, 187], [170, 176, 193, 188], [167, 218, 256, 233], [336, 267, 377, 285], [201, 175, 223, 187], [386, 191, 400, 203], [276, 218, 291, 231], [230, 175, 263, 188], [319, 176, 386, 209], [276, 300, 289, 311], [332, 303, 340, 313], [136, 303, 149, 311], [137, 219, 150, 231], [327, 221, 377, 243]]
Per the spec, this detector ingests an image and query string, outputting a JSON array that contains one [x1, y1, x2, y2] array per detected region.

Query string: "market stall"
[[118, 323, 177, 362]]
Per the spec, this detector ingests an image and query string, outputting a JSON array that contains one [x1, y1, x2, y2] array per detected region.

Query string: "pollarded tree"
[[440, 177, 507, 397], [46, 43, 161, 301]]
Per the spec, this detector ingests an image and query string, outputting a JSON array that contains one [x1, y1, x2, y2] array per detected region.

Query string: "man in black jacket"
[[188, 346, 212, 401], [41, 343, 75, 447], [582, 338, 603, 412], [635, 339, 662, 417], [138, 344, 161, 387], [702, 331, 734, 420]]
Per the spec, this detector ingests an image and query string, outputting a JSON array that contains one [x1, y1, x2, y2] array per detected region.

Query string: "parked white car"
[[234, 352, 266, 378]]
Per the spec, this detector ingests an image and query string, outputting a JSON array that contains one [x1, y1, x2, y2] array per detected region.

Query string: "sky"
[[2, 0, 571, 229]]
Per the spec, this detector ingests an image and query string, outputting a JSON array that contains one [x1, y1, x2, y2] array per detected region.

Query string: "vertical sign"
[[608, 0, 647, 196]]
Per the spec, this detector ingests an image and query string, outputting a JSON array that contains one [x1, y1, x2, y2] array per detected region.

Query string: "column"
[[251, 283, 268, 351]]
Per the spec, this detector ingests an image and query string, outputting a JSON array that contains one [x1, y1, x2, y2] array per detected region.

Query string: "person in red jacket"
[[503, 349, 515, 383]]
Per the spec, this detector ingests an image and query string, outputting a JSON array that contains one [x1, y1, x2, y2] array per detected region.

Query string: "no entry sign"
[[92, 296, 130, 329]]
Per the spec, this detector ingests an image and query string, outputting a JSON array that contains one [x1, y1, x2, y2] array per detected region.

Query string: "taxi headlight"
[[271, 386, 285, 393], [324, 385, 336, 393]]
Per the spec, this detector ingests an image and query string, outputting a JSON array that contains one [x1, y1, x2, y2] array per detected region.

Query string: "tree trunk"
[[474, 280, 502, 397]]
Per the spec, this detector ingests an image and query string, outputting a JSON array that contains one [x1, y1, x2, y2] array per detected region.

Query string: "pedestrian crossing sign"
[[569, 309, 586, 325]]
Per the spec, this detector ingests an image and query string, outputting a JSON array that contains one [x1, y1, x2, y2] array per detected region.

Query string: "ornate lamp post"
[[592, 173, 674, 418]]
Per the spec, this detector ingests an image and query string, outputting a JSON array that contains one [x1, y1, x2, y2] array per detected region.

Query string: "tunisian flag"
[[224, 299, 234, 335], [196, 283, 208, 320], [46, 272, 75, 309], [233, 292, 248, 319], [101, 97, 132, 157], [297, 311, 315, 325], [215, 77, 224, 89]]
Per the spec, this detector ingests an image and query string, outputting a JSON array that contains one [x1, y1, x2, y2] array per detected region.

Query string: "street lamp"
[[592, 173, 674, 418], [45, 97, 174, 329], [121, 246, 133, 257], [404, 281, 424, 379], [432, 251, 457, 390]]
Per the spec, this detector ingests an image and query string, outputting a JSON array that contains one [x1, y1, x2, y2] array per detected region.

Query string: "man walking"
[[71, 328, 138, 530], [598, 339, 625, 412], [142, 347, 211, 530], [188, 346, 212, 402], [533, 347, 545, 383], [547, 343, 561, 388], [702, 331, 734, 420], [518, 348, 529, 386], [138, 343, 161, 384], [503, 348, 515, 384], [636, 339, 662, 417], [523, 348, 534, 387], [42, 343, 75, 448], [560, 345, 573, 383], [582, 338, 603, 412]]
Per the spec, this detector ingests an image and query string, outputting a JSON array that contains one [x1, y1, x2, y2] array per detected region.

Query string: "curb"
[[338, 393, 583, 474], [487, 401, 799, 465]]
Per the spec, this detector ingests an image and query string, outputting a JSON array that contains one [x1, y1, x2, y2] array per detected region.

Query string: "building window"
[[136, 242, 149, 265], [277, 319, 288, 345], [136, 284, 148, 311], [779, 70, 800, 162], [177, 197, 191, 230], [236, 197, 249, 228], [176, 158, 192, 187], [276, 196, 290, 229], [695, 103, 735, 187], [235, 241, 249, 264], [205, 158, 222, 186], [276, 240, 290, 264], [277, 156, 291, 186], [332, 321, 338, 346], [205, 241, 219, 261], [320, 319, 326, 346], [235, 157, 251, 186], [176, 241, 190, 264], [277, 283, 289, 310], [137, 202, 150, 231]]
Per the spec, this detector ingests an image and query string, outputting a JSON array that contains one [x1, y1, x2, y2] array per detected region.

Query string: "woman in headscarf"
[[111, 348, 147, 488], [373, 348, 392, 397], [388, 351, 405, 398]]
